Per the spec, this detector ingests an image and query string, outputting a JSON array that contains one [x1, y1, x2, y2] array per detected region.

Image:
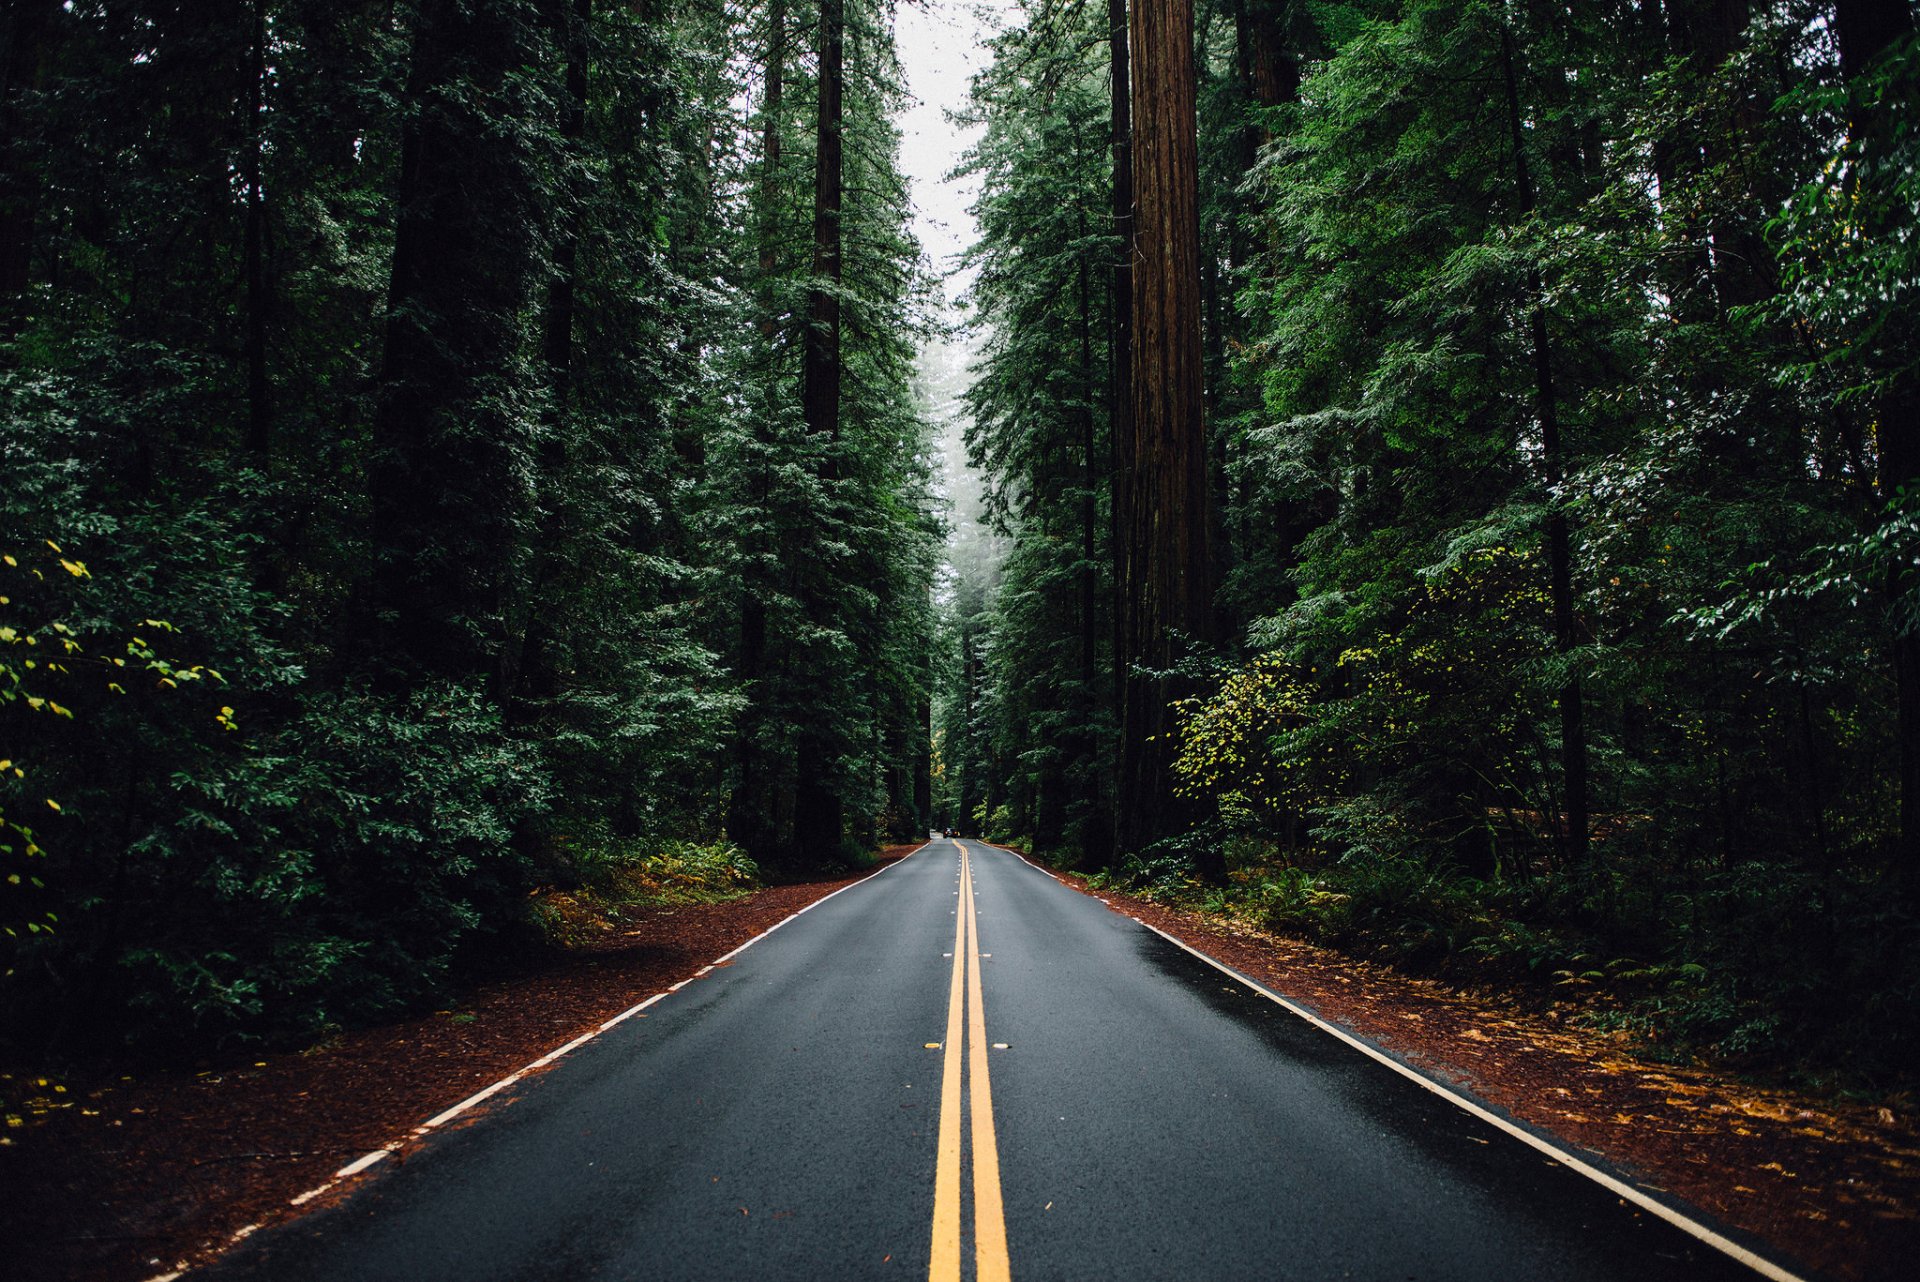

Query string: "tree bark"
[[1236, 0, 1298, 148], [542, 0, 589, 406], [1118, 0, 1215, 868], [959, 619, 983, 833], [914, 691, 933, 832]]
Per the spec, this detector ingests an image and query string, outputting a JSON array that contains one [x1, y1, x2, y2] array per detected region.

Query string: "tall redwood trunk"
[[542, 0, 589, 402], [914, 690, 932, 832], [1118, 0, 1215, 867], [794, 0, 846, 864]]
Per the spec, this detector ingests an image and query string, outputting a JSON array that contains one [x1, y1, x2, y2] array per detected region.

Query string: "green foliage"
[[717, 0, 938, 864], [1764, 32, 1920, 405], [532, 839, 762, 947], [1092, 0, 1920, 1086], [0, 0, 934, 1058], [939, 0, 1117, 864]]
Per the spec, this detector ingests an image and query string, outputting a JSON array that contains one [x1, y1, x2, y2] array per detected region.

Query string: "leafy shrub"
[[531, 840, 761, 946]]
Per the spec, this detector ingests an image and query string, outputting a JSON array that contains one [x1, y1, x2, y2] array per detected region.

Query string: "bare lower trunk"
[[1118, 0, 1216, 871]]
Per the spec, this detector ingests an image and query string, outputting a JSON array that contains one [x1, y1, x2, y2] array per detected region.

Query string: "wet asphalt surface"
[[204, 839, 1784, 1281]]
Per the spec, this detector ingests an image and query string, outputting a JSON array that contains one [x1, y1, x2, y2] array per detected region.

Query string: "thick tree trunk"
[[1500, 22, 1588, 862], [542, 0, 589, 404], [1236, 0, 1298, 150], [801, 0, 843, 449], [1118, 0, 1216, 870], [794, 0, 846, 865]]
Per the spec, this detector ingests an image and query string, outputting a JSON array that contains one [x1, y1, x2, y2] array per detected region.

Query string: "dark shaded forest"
[[936, 0, 1920, 1088], [3, 0, 1917, 1093], [1, 0, 937, 1054]]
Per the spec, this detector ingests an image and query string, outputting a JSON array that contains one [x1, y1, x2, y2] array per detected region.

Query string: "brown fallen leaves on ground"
[[7, 840, 1915, 1282], [1048, 863, 1920, 1282], [0, 847, 921, 1282]]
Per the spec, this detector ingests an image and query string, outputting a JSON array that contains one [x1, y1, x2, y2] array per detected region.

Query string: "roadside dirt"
[[8, 838, 1914, 1282], [0, 846, 922, 1282], [1027, 856, 1920, 1282]]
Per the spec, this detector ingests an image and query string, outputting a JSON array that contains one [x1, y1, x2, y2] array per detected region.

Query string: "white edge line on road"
[[988, 841, 1804, 1282], [142, 843, 929, 1282], [1132, 915, 1808, 1282]]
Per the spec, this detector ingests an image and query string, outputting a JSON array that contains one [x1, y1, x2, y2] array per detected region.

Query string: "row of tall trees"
[[945, 0, 1920, 1080], [0, 0, 936, 1054]]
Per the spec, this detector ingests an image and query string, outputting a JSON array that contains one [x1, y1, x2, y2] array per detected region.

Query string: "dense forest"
[[938, 0, 1920, 1086], [3, 0, 1916, 1091], [1, 0, 937, 1052]]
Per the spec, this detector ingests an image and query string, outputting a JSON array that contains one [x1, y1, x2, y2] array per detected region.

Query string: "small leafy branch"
[[1672, 493, 1920, 661], [1, 540, 226, 941]]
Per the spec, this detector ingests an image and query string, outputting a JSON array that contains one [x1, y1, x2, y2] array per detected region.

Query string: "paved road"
[[206, 839, 1787, 1281]]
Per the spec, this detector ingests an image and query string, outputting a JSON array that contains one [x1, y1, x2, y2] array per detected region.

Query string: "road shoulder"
[[1, 845, 926, 1282], [1002, 848, 1919, 1282]]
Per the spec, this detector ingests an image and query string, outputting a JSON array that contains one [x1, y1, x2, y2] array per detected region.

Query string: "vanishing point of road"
[[204, 838, 1796, 1281]]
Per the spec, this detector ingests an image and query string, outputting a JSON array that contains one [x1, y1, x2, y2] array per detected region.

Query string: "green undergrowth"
[[531, 840, 762, 948], [1079, 836, 1920, 1097]]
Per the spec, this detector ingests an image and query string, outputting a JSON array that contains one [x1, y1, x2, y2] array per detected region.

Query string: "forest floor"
[[1018, 852, 1920, 1282], [0, 845, 925, 1282], [4, 838, 1914, 1282]]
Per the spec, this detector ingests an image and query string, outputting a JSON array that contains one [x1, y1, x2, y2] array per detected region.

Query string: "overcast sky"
[[893, 0, 1016, 549], [893, 0, 1017, 310]]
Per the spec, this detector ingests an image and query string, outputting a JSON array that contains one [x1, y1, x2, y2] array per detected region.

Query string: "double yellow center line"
[[930, 845, 1010, 1282]]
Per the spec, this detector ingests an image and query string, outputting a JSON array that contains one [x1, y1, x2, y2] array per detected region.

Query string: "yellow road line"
[[965, 849, 1011, 1282], [928, 846, 1013, 1282], [930, 854, 967, 1282]]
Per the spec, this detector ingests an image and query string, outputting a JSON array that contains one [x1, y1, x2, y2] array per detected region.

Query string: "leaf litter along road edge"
[[1003, 848, 1920, 1282], [0, 844, 927, 1282], [11, 836, 1915, 1282]]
